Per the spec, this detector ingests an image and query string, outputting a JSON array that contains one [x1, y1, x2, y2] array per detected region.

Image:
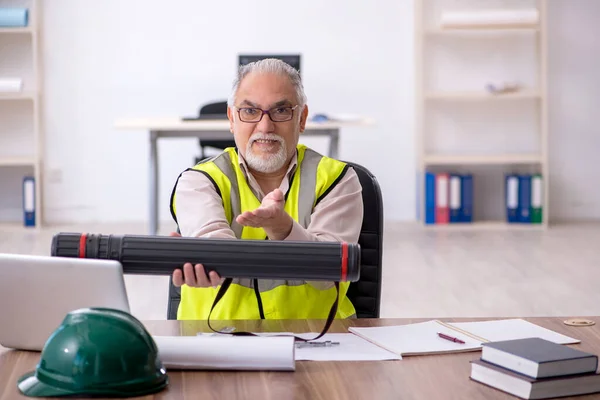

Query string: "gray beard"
[[245, 137, 288, 174]]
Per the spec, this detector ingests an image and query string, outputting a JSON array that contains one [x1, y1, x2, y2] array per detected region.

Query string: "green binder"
[[530, 174, 543, 224]]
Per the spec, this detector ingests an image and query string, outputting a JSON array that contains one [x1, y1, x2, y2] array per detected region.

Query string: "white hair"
[[227, 58, 307, 108]]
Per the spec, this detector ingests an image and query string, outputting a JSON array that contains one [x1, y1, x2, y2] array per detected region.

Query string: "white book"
[[0, 78, 23, 93]]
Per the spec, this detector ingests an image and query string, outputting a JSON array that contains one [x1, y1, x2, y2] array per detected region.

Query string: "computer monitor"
[[238, 54, 301, 75]]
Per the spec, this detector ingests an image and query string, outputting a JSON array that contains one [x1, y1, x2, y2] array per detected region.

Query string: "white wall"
[[36, 0, 414, 226], [547, 1, 600, 221], [1, 0, 599, 225]]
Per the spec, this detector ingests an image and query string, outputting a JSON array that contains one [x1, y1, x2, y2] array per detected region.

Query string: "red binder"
[[435, 173, 449, 224]]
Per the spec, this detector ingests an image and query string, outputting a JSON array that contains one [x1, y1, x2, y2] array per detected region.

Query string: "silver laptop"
[[0, 253, 131, 351]]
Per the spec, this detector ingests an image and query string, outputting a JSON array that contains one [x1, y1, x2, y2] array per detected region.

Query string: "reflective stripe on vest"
[[170, 144, 356, 320]]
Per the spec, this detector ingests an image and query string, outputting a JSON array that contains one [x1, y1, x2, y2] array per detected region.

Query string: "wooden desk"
[[3, 317, 600, 400], [114, 117, 374, 235]]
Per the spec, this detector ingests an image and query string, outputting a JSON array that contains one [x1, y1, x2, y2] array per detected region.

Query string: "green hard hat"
[[17, 307, 168, 398]]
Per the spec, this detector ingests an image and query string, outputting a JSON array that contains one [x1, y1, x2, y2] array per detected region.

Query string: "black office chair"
[[192, 101, 236, 163], [166, 161, 383, 319], [343, 162, 384, 318]]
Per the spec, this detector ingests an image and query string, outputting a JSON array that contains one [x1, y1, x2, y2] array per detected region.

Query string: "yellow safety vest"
[[170, 144, 357, 320]]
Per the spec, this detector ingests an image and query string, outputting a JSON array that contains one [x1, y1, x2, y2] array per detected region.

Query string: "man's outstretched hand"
[[235, 188, 293, 240], [169, 231, 223, 288]]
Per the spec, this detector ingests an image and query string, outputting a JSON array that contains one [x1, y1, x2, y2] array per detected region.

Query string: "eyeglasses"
[[235, 105, 299, 123]]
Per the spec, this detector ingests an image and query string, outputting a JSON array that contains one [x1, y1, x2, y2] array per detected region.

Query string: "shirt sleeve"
[[285, 166, 364, 244], [284, 167, 364, 290], [173, 170, 237, 239]]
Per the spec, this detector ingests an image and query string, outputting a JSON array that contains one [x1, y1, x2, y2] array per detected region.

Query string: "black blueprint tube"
[[51, 233, 361, 282]]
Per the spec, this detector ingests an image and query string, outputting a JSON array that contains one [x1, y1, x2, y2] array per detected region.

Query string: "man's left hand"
[[236, 188, 293, 240]]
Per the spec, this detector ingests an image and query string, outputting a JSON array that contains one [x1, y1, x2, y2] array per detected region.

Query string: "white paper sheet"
[[449, 319, 580, 345], [196, 332, 402, 361], [152, 335, 295, 371], [293, 333, 402, 361]]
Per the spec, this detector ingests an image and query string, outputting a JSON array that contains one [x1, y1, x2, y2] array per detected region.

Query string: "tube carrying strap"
[[207, 278, 339, 342], [252, 279, 266, 320]]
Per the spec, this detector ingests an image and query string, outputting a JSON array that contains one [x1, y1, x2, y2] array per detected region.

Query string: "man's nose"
[[256, 112, 275, 132]]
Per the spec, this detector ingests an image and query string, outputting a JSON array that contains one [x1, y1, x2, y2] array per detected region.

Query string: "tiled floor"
[[1, 221, 599, 321]]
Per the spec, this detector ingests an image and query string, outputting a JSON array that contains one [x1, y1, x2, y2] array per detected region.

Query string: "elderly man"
[[169, 58, 364, 320]]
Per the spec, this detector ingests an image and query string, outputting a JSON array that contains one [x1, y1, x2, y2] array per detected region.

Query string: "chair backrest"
[[343, 162, 384, 318], [196, 101, 235, 157], [199, 101, 227, 115], [167, 161, 383, 319]]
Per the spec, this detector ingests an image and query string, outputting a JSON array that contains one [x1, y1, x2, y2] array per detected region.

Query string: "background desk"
[[2, 317, 600, 399], [115, 117, 373, 235]]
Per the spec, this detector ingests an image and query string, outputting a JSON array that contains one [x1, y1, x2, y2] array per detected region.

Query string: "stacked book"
[[470, 337, 600, 399]]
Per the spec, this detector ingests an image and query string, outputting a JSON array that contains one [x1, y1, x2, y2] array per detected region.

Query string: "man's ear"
[[227, 106, 234, 133], [299, 104, 309, 133]]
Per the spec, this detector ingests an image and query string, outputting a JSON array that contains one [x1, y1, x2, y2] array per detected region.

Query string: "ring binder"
[[22, 176, 35, 227]]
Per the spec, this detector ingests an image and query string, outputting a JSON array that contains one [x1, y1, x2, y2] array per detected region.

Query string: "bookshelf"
[[0, 0, 42, 227], [415, 0, 548, 230]]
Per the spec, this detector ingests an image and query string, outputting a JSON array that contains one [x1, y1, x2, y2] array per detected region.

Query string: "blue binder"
[[425, 172, 436, 224], [518, 175, 532, 223], [0, 8, 28, 27], [23, 176, 35, 227], [505, 174, 519, 223], [460, 174, 473, 223]]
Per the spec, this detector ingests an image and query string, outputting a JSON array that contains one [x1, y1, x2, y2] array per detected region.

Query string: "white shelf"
[[0, 27, 34, 34], [415, 1, 549, 230], [0, 1, 43, 227], [0, 156, 36, 166], [425, 90, 540, 101], [426, 27, 539, 36], [423, 154, 542, 165], [423, 221, 545, 231], [0, 92, 36, 101]]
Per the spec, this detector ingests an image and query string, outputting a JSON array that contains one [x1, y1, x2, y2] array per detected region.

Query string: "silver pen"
[[295, 341, 340, 348]]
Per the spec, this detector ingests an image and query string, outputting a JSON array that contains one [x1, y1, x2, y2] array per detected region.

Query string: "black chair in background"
[[167, 161, 383, 319], [187, 101, 236, 163]]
